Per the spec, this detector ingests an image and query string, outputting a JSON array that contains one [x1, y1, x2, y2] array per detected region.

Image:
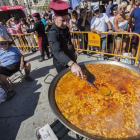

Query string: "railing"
[[71, 31, 140, 66], [11, 31, 140, 66], [11, 33, 38, 52]]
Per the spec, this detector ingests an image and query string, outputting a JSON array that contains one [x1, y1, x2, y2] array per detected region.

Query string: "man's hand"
[[71, 63, 83, 79], [96, 30, 102, 35], [108, 30, 113, 34], [20, 62, 24, 69]]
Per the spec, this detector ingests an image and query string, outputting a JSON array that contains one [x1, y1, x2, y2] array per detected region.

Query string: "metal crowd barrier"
[[71, 31, 140, 66], [12, 33, 38, 53], [11, 31, 140, 66]]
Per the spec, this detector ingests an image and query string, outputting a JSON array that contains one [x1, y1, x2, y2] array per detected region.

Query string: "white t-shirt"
[[91, 13, 109, 38]]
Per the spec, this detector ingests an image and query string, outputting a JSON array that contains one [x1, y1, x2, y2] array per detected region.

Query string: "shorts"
[[115, 34, 127, 40], [101, 37, 106, 50], [0, 61, 26, 77], [131, 35, 139, 47]]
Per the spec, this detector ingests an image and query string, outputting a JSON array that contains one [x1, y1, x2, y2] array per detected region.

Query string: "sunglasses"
[[119, 7, 126, 11], [0, 42, 7, 46]]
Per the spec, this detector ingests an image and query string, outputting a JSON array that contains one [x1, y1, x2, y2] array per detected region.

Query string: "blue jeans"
[[94, 37, 106, 50], [101, 37, 106, 50]]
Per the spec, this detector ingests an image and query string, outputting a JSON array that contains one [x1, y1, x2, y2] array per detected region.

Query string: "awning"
[[0, 5, 25, 11]]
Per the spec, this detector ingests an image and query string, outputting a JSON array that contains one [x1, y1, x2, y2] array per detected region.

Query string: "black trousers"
[[41, 37, 50, 57], [80, 33, 88, 54], [0, 61, 26, 77]]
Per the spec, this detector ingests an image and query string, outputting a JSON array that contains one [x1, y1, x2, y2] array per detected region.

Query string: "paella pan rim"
[[48, 60, 140, 140]]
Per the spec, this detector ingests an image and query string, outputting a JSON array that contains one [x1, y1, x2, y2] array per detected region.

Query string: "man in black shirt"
[[27, 13, 50, 62], [48, 0, 83, 78]]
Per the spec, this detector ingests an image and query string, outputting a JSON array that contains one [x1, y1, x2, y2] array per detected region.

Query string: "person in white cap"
[[91, 5, 113, 60]]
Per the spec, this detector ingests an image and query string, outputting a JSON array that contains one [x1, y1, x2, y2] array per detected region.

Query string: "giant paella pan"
[[48, 61, 140, 140]]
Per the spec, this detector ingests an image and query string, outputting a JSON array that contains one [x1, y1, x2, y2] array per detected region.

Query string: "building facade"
[[0, 0, 10, 6]]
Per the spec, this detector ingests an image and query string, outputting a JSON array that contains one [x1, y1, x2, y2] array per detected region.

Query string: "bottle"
[[0, 84, 5, 103]]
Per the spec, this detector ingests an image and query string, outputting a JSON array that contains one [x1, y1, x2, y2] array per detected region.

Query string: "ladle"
[[83, 78, 111, 96]]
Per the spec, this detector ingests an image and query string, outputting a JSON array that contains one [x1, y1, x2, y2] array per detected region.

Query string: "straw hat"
[[0, 36, 9, 42]]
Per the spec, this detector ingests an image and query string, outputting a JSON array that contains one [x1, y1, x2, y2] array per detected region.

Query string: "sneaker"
[[131, 59, 135, 65], [104, 55, 109, 60], [100, 57, 104, 60], [100, 54, 105, 60], [97, 54, 101, 60], [101, 56, 104, 61], [38, 57, 44, 62], [25, 76, 34, 82], [5, 90, 16, 100], [97, 54, 104, 60], [97, 57, 101, 60]]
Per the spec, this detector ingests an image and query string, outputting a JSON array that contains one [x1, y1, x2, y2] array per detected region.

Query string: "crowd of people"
[[0, 0, 140, 100], [68, 0, 140, 63], [0, 0, 139, 62], [1, 11, 54, 35]]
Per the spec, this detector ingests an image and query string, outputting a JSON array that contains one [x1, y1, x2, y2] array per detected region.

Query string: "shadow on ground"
[[0, 65, 54, 140], [31, 65, 54, 79], [27, 54, 52, 63], [23, 52, 36, 58], [27, 55, 40, 62]]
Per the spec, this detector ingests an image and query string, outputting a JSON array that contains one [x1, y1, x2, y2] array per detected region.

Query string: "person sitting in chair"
[[0, 36, 33, 100]]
